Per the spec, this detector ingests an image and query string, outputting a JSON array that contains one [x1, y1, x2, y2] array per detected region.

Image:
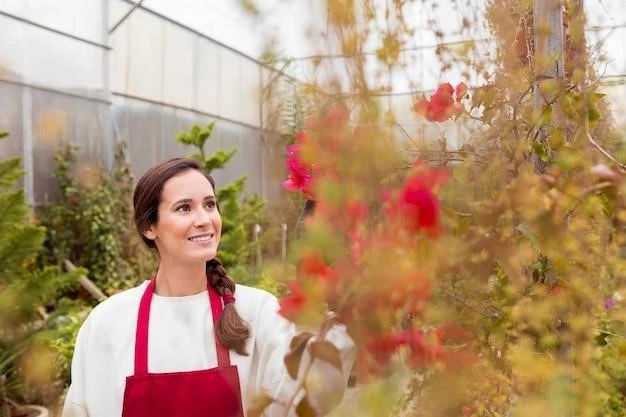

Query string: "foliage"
[[40, 141, 153, 295], [242, 0, 626, 416], [176, 122, 266, 269], [0, 131, 82, 412]]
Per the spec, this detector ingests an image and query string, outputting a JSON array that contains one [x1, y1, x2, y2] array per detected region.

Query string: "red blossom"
[[383, 166, 450, 235], [367, 329, 442, 368], [283, 132, 314, 195], [413, 82, 468, 123], [278, 282, 307, 320], [434, 323, 473, 345], [298, 251, 334, 280]]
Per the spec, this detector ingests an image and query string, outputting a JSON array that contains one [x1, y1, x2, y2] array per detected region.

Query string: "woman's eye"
[[205, 200, 216, 209], [176, 204, 191, 212]]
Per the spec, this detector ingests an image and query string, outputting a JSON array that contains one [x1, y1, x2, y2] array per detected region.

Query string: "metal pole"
[[281, 223, 287, 262], [109, 0, 145, 34], [102, 0, 113, 170], [254, 224, 262, 265]]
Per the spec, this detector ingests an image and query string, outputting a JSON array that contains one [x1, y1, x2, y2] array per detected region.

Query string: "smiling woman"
[[61, 157, 355, 417]]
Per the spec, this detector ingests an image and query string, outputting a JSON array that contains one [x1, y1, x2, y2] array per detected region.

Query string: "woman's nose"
[[194, 208, 212, 226]]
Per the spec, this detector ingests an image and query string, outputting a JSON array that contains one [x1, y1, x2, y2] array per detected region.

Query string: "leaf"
[[308, 340, 343, 370], [296, 396, 317, 417], [516, 223, 540, 250], [246, 394, 274, 417], [284, 332, 314, 379]]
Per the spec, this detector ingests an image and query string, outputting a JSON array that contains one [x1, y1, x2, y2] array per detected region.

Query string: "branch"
[[281, 313, 338, 417], [585, 121, 626, 172], [564, 181, 615, 220], [441, 289, 500, 319]]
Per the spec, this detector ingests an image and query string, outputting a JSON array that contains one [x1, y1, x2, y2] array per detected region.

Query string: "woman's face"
[[143, 169, 222, 264]]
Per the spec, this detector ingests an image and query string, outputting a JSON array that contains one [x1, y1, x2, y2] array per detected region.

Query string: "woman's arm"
[[253, 293, 356, 417], [61, 317, 92, 417]]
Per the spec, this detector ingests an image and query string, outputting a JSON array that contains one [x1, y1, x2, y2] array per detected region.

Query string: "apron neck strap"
[[134, 279, 231, 375]]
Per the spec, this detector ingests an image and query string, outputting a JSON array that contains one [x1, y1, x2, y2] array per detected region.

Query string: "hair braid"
[[206, 258, 250, 355]]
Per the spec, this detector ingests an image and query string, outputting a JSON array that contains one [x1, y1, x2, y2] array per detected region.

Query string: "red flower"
[[283, 132, 313, 195], [367, 330, 442, 368], [298, 251, 333, 280], [413, 82, 468, 123], [278, 282, 307, 320], [434, 324, 472, 345], [383, 167, 450, 235]]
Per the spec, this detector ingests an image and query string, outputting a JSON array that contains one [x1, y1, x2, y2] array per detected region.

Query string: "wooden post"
[[533, 0, 565, 172], [281, 223, 288, 262], [253, 224, 263, 266]]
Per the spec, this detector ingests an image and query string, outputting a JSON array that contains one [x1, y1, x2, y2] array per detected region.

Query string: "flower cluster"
[[413, 82, 468, 123]]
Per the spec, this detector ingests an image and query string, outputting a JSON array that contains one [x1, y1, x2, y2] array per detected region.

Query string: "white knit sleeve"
[[61, 316, 92, 417], [253, 294, 356, 417]]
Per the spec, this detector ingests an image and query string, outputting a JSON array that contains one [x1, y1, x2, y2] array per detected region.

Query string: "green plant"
[[0, 131, 82, 413], [40, 141, 153, 295], [176, 122, 265, 269]]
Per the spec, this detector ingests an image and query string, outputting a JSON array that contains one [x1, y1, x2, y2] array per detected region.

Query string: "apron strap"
[[134, 280, 155, 375], [134, 279, 232, 376]]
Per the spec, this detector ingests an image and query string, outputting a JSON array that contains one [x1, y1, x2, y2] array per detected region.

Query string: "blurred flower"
[[604, 292, 623, 310], [413, 82, 467, 123], [283, 131, 313, 196], [279, 282, 307, 320], [384, 165, 451, 235]]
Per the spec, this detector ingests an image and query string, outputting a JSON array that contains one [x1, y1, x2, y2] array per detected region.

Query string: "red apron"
[[121, 280, 244, 417]]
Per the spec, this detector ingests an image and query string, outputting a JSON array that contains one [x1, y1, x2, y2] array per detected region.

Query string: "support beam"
[[533, 0, 565, 172]]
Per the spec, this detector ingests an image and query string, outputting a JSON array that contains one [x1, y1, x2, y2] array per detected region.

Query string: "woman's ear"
[[143, 226, 156, 241]]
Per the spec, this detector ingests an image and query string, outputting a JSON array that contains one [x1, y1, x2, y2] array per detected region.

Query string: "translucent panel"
[[602, 83, 626, 127], [239, 58, 261, 127], [196, 40, 220, 115], [0, 82, 24, 164], [0, 15, 105, 95], [109, 10, 130, 93], [218, 48, 242, 122], [588, 28, 626, 77], [585, 0, 625, 27], [0, 0, 105, 44], [109, 0, 134, 32], [31, 90, 105, 205], [122, 9, 165, 101], [112, 98, 165, 178], [162, 25, 194, 108]]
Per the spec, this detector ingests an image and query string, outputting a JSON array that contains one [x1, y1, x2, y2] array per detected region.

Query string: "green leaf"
[[203, 148, 238, 173], [516, 223, 540, 250], [308, 340, 342, 370], [0, 190, 28, 230], [0, 158, 23, 189]]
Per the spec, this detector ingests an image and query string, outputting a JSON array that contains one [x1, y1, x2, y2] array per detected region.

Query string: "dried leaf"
[[308, 340, 342, 370], [246, 394, 274, 417], [296, 396, 317, 417], [284, 332, 314, 379]]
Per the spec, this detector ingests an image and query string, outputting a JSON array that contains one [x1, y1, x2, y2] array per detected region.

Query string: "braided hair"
[[206, 257, 250, 355]]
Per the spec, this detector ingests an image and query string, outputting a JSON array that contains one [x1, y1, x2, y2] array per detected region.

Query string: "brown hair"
[[133, 157, 250, 355]]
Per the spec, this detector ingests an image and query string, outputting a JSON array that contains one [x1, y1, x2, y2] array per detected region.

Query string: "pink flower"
[[283, 133, 313, 195]]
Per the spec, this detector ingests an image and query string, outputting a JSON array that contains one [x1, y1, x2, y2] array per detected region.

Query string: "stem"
[[585, 118, 626, 172], [281, 314, 338, 417]]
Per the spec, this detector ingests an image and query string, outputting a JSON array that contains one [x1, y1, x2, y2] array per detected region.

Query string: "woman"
[[62, 157, 355, 417]]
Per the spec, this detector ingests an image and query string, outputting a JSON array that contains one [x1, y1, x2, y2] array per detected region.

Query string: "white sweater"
[[62, 281, 355, 417]]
